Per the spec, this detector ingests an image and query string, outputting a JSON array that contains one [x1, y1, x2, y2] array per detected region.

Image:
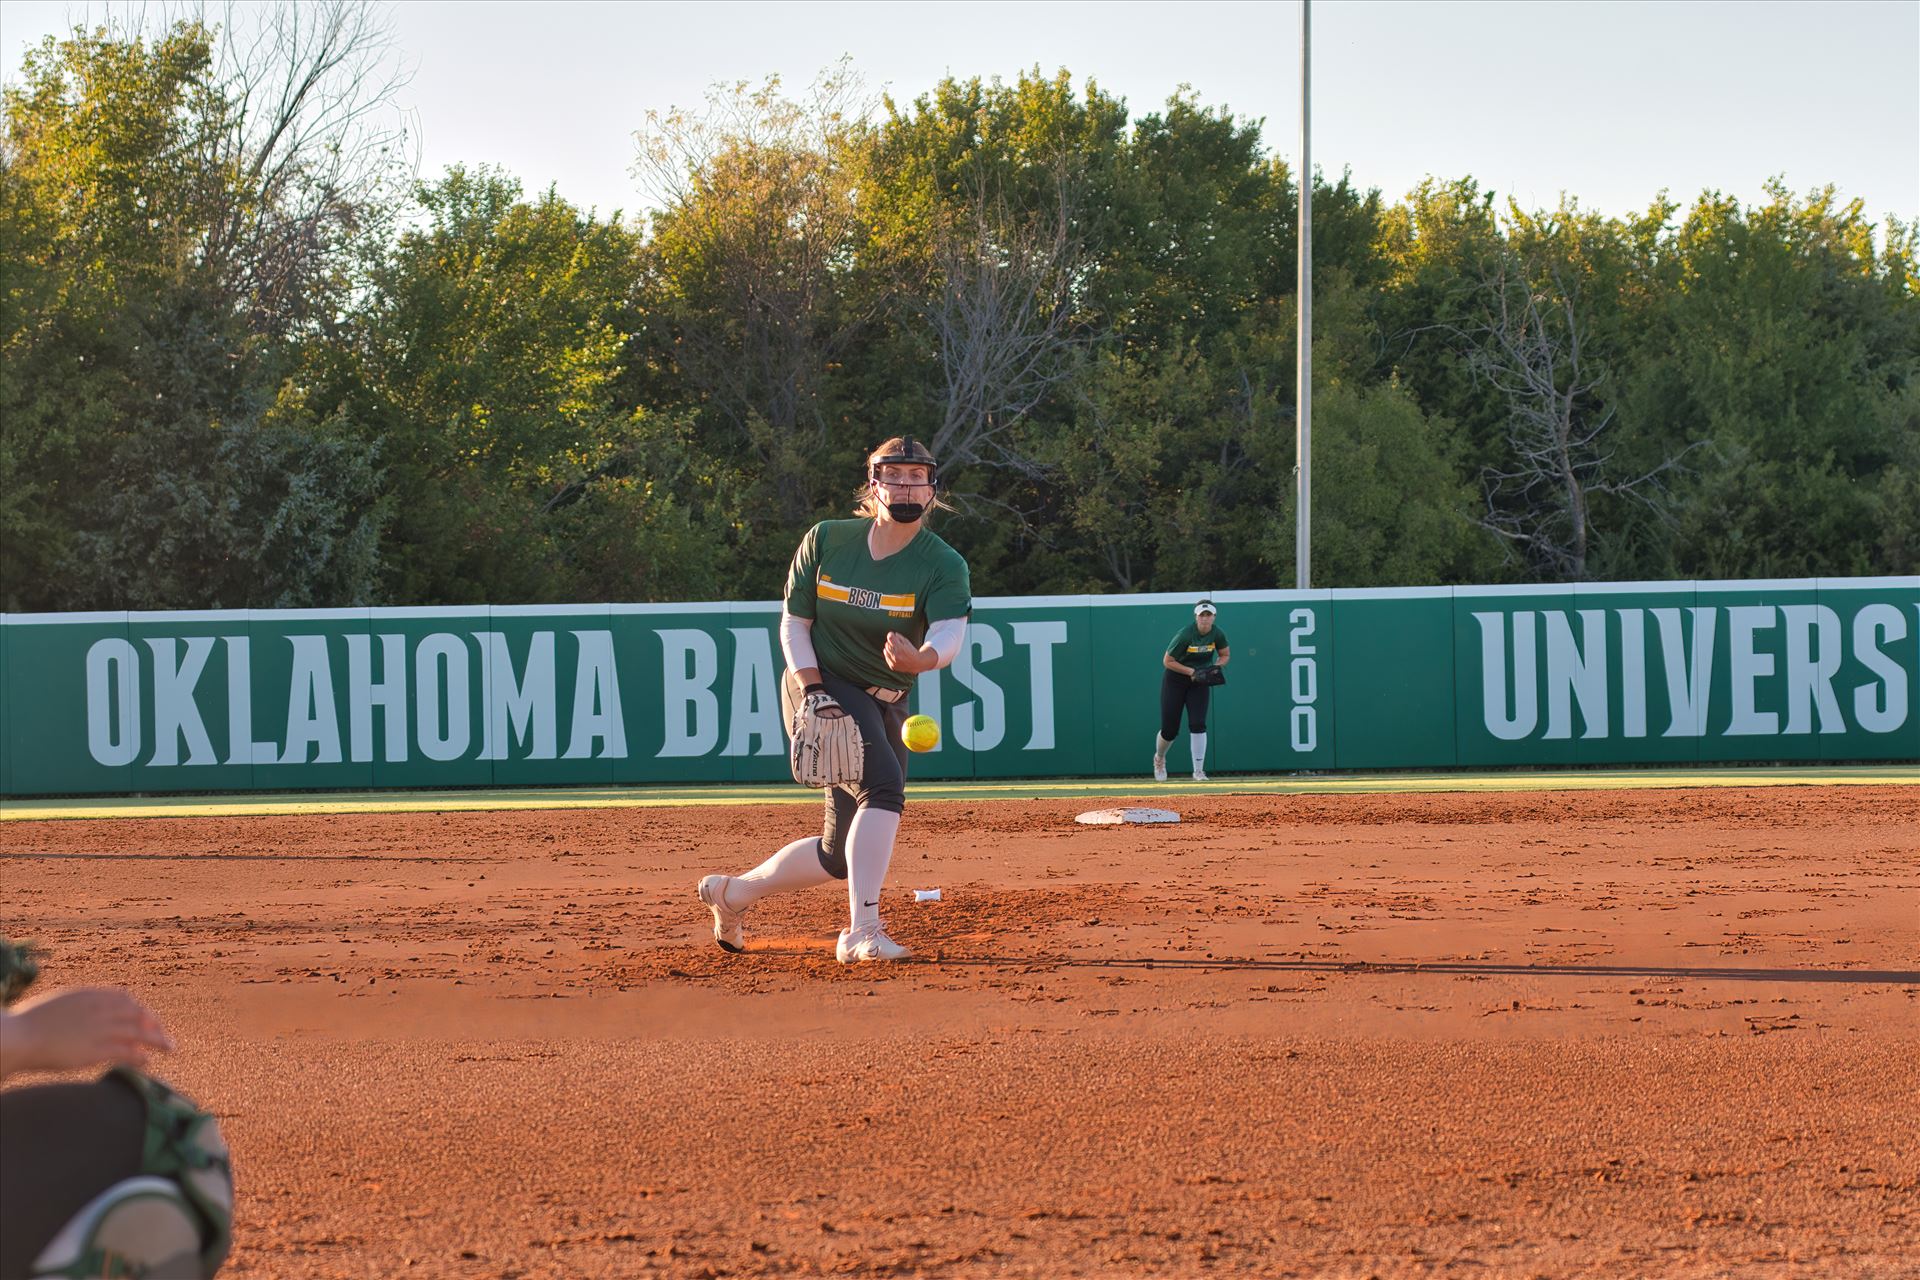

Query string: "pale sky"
[[3, 0, 1916, 229]]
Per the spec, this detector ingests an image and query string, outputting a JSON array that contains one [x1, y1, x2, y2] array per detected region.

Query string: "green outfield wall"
[[1, 579, 1914, 797]]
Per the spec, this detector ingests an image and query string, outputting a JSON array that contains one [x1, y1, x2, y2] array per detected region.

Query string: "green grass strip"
[[1, 765, 1912, 821]]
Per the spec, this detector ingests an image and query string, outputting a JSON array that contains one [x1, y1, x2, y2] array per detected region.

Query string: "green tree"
[[335, 166, 740, 603], [1259, 376, 1491, 587], [1621, 183, 1918, 578], [634, 67, 879, 544], [0, 17, 393, 609], [10, 35, 1914, 610]]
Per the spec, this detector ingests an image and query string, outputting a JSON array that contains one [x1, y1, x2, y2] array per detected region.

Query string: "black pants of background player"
[[1159, 669, 1211, 741], [782, 668, 911, 878], [0, 1074, 146, 1277]]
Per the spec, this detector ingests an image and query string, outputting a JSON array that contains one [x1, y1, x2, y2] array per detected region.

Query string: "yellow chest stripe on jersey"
[[1186, 643, 1216, 654], [818, 575, 916, 612]]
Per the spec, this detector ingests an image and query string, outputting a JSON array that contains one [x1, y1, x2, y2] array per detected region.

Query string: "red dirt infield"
[[4, 784, 1917, 1278]]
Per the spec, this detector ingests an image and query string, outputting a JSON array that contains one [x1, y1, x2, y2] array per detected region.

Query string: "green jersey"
[[1167, 622, 1229, 668], [785, 519, 973, 692]]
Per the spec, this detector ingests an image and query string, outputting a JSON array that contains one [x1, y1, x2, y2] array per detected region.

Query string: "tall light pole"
[[1295, 0, 1312, 590]]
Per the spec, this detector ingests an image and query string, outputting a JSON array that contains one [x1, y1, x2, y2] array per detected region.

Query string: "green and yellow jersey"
[[785, 519, 972, 692], [1167, 622, 1230, 670]]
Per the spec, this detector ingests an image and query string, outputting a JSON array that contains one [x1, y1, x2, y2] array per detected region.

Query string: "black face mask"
[[873, 475, 931, 523]]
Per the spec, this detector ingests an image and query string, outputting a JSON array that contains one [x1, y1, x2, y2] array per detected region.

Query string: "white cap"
[[1194, 600, 1216, 617]]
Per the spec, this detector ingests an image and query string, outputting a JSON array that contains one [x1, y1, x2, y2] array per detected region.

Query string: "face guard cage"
[[868, 438, 939, 489]]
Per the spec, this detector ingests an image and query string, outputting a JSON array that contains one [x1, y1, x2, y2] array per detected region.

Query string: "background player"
[[1154, 599, 1230, 781]]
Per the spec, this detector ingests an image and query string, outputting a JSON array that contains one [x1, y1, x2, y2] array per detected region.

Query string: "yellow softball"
[[901, 714, 941, 753]]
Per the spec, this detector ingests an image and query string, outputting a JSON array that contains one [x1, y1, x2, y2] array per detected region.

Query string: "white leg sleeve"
[[1190, 731, 1207, 770], [726, 835, 835, 908], [846, 807, 900, 929], [1154, 733, 1172, 757]]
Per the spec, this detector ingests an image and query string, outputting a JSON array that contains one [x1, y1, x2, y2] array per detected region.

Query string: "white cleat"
[[1152, 755, 1168, 782], [1192, 769, 1209, 782], [697, 874, 745, 953], [836, 922, 911, 964]]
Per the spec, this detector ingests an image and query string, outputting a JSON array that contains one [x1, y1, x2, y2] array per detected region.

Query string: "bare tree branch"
[[1449, 244, 1696, 580], [206, 0, 415, 336], [634, 64, 881, 517], [95, 1, 416, 338], [919, 144, 1090, 481]]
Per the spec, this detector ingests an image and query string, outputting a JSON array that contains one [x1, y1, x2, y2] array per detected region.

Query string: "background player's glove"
[[1191, 664, 1226, 687], [789, 690, 865, 789]]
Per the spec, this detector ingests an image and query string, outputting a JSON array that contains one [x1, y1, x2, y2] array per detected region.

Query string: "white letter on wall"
[[1851, 604, 1908, 735], [223, 636, 279, 765], [85, 638, 141, 768], [1543, 610, 1609, 740], [1617, 609, 1646, 739], [723, 627, 783, 757], [415, 633, 471, 762], [950, 624, 1006, 752], [477, 631, 556, 760], [347, 634, 408, 763], [658, 629, 719, 758], [1473, 611, 1537, 741], [566, 630, 627, 759], [145, 637, 216, 766], [1653, 608, 1716, 738], [1726, 606, 1778, 736], [1780, 605, 1844, 735], [280, 635, 343, 765], [1010, 620, 1067, 751]]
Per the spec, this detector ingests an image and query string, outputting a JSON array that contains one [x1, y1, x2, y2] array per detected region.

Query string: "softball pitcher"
[[697, 438, 972, 964]]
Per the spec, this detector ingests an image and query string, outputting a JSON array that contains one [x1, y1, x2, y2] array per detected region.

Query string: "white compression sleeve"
[[726, 836, 834, 908], [780, 611, 819, 673], [924, 617, 967, 669], [846, 807, 900, 929]]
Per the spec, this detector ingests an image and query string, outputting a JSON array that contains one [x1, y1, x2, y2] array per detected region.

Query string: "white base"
[[1074, 807, 1182, 825]]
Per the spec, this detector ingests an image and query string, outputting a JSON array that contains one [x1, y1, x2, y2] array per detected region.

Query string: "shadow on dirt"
[[919, 954, 1920, 985]]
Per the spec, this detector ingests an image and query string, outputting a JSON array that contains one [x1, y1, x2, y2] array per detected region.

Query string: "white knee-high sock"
[[846, 807, 901, 929], [1190, 731, 1208, 772], [725, 835, 834, 909], [1154, 733, 1172, 759]]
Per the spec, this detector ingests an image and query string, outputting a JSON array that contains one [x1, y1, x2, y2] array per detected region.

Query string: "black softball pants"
[[782, 669, 910, 880], [1159, 669, 1210, 739]]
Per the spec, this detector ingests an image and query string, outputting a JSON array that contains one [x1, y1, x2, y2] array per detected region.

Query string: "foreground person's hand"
[[0, 987, 174, 1080]]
